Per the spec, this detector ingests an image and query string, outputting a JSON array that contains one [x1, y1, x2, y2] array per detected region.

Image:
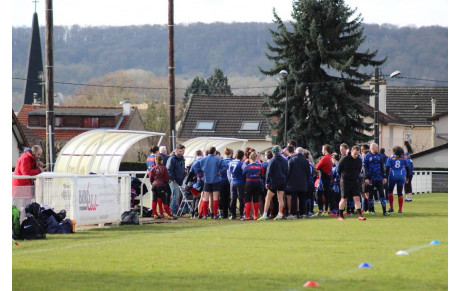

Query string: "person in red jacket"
[[13, 145, 44, 187], [316, 144, 338, 215], [149, 155, 175, 219]]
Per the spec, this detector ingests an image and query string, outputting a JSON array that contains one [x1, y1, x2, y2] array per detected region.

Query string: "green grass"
[[13, 193, 448, 290]]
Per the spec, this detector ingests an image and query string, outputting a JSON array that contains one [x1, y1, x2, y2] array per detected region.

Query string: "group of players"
[[146, 139, 414, 221]]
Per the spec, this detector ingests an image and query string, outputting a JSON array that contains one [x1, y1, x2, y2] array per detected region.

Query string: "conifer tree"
[[206, 68, 233, 96], [260, 0, 385, 156], [180, 76, 210, 119]]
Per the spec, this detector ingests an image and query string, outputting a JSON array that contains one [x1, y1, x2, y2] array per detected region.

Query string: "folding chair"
[[177, 186, 194, 217]]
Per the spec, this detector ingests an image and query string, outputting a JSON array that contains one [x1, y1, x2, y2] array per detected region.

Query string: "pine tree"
[[206, 68, 233, 96], [179, 76, 210, 120], [260, 0, 385, 156]]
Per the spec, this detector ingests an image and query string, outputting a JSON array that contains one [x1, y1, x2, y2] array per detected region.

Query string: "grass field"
[[12, 193, 448, 290]]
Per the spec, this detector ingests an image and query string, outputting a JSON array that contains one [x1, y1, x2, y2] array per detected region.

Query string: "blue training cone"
[[430, 240, 440, 245], [359, 262, 371, 268]]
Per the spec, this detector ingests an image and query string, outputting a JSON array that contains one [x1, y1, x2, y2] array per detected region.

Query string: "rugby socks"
[[388, 193, 394, 209], [157, 198, 164, 216], [357, 208, 363, 217], [398, 196, 404, 211], [201, 201, 209, 217], [380, 197, 387, 213], [163, 204, 172, 217], [339, 209, 344, 218], [363, 198, 369, 211], [213, 200, 219, 218], [245, 203, 252, 220], [369, 199, 375, 212], [253, 202, 259, 220], [151, 201, 158, 217]]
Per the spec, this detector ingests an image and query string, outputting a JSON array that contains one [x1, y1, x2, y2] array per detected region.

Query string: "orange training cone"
[[303, 281, 319, 288]]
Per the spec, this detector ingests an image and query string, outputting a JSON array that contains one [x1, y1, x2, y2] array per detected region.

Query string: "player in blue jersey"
[[386, 146, 408, 213], [363, 143, 390, 216], [228, 150, 246, 220], [219, 148, 233, 218], [242, 152, 264, 220], [404, 152, 414, 202]]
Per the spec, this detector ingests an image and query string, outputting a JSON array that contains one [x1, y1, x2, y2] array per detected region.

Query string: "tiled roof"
[[28, 107, 123, 116], [178, 95, 271, 140], [427, 111, 448, 121], [16, 104, 134, 142], [12, 109, 29, 148], [361, 103, 410, 126], [386, 87, 448, 125]]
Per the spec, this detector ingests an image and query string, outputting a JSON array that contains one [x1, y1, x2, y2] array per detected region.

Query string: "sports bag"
[[120, 210, 139, 225], [19, 216, 46, 240]]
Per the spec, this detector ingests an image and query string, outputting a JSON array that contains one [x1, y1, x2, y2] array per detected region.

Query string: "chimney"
[[431, 97, 436, 116], [33, 93, 41, 105], [122, 101, 131, 116]]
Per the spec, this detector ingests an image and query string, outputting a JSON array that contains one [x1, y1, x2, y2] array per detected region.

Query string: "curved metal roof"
[[182, 137, 248, 166], [54, 129, 165, 174]]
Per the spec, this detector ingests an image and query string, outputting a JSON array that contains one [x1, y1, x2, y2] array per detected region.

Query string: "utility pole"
[[373, 67, 380, 147], [168, 0, 176, 150], [45, 0, 55, 171]]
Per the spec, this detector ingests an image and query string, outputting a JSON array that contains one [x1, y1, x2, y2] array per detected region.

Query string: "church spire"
[[24, 10, 45, 105]]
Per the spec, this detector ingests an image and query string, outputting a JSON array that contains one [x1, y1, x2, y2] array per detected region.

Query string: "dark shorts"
[[340, 180, 361, 200], [204, 182, 221, 193], [152, 185, 169, 203], [267, 183, 286, 193]]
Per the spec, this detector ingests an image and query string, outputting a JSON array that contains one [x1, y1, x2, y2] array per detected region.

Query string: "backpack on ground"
[[19, 216, 46, 240], [12, 205, 20, 239], [25, 202, 41, 218], [120, 210, 139, 225]]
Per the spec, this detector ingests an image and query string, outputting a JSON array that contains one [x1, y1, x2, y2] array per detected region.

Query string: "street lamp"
[[279, 70, 288, 146], [373, 68, 401, 147]]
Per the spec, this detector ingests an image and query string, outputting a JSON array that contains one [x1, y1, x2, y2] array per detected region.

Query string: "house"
[[15, 101, 151, 162], [427, 111, 448, 148], [177, 95, 273, 153], [12, 109, 30, 167], [361, 103, 410, 153], [384, 86, 448, 153]]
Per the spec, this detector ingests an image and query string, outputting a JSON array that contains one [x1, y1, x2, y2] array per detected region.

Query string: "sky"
[[11, 0, 449, 28]]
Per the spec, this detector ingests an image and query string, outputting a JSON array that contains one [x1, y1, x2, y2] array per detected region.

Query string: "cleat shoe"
[[398, 210, 402, 213], [273, 215, 284, 221], [345, 212, 352, 216], [213, 216, 219, 219], [383, 212, 390, 216], [301, 214, 309, 219], [363, 211, 370, 215], [388, 208, 394, 213], [370, 212, 376, 216], [338, 216, 345, 221], [240, 217, 245, 221], [257, 216, 269, 221], [358, 216, 367, 221], [154, 215, 160, 219], [330, 212, 339, 217], [286, 214, 296, 220], [166, 215, 173, 220]]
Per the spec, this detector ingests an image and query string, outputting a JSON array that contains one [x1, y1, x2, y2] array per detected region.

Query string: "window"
[[83, 117, 99, 128], [55, 117, 63, 127], [240, 121, 261, 131], [195, 120, 216, 131], [404, 132, 412, 143]]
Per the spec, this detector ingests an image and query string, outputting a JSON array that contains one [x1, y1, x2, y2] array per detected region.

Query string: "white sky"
[[11, 0, 449, 28]]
